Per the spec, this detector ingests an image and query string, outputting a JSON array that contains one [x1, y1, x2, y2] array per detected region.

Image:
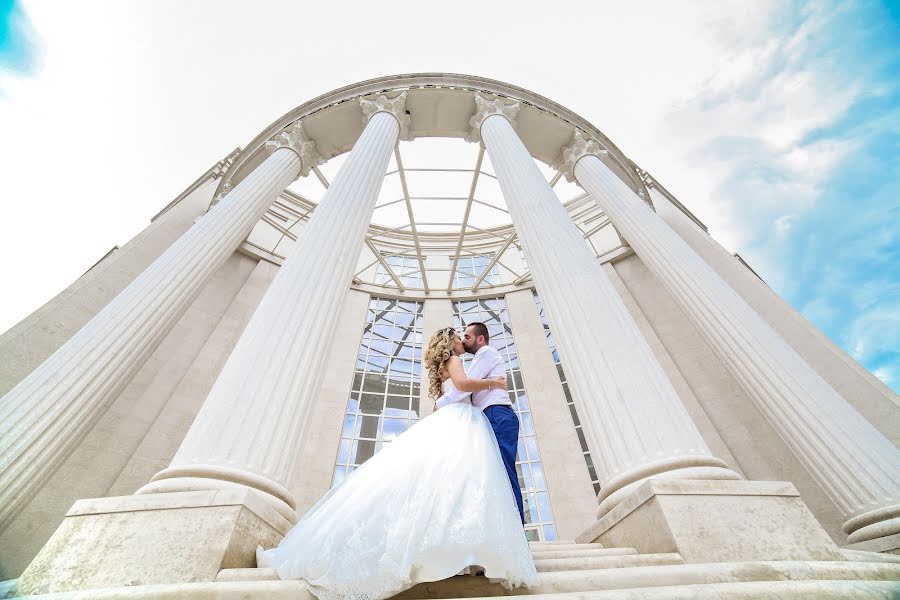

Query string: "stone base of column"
[[844, 534, 900, 555], [576, 480, 845, 564], [17, 488, 290, 595]]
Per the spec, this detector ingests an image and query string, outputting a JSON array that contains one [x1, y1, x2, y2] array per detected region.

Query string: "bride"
[[256, 327, 538, 600]]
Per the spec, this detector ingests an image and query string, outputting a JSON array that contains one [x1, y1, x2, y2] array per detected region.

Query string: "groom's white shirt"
[[435, 345, 512, 411]]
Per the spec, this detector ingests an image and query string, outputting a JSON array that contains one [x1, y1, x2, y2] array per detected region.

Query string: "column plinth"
[[471, 94, 740, 518], [562, 130, 900, 543], [0, 126, 318, 532], [137, 96, 407, 521]]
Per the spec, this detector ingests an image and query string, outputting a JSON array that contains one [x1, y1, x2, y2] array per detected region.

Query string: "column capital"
[[265, 121, 323, 177], [555, 128, 608, 183], [466, 93, 520, 143], [360, 91, 412, 141]]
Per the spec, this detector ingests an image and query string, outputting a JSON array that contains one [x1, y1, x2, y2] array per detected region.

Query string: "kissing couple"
[[257, 322, 538, 600]]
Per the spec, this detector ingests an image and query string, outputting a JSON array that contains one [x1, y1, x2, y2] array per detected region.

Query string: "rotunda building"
[[1, 74, 898, 598]]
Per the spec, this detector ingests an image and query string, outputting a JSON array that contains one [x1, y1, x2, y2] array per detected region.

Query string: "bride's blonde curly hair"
[[423, 327, 456, 400]]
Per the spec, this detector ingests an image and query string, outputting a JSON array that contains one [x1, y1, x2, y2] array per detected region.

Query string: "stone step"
[[531, 547, 637, 560], [407, 580, 900, 599], [529, 539, 577, 546], [529, 542, 598, 553], [392, 560, 900, 598], [533, 552, 682, 573], [21, 577, 900, 599], [217, 568, 280, 582]]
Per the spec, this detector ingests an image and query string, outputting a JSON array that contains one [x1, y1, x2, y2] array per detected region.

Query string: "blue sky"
[[0, 1, 896, 393], [665, 2, 899, 391], [0, 0, 36, 83]]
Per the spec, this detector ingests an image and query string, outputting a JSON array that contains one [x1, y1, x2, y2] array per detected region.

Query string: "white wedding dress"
[[256, 379, 538, 600]]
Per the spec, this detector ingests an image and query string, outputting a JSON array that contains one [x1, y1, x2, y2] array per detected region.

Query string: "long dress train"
[[256, 380, 538, 600]]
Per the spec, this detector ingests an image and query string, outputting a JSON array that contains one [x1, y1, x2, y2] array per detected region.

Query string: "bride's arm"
[[445, 356, 507, 393]]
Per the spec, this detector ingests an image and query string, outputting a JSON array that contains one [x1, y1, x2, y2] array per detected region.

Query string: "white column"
[[561, 129, 900, 543], [137, 93, 411, 521], [469, 94, 740, 518], [0, 123, 320, 533]]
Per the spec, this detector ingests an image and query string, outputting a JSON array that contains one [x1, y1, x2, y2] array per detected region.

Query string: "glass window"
[[453, 297, 558, 542], [375, 254, 423, 289], [332, 298, 424, 486], [534, 291, 601, 495], [452, 255, 501, 288]]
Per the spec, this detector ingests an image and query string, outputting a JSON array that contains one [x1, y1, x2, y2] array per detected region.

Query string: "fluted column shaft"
[[573, 152, 900, 542], [138, 110, 401, 521], [478, 111, 739, 517], [0, 147, 304, 533]]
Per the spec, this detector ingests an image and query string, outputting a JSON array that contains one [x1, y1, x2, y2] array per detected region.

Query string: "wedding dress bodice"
[[441, 377, 467, 399]]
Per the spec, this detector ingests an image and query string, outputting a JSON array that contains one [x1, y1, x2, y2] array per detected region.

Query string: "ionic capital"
[[360, 91, 412, 141], [555, 128, 608, 183], [265, 121, 323, 177], [466, 93, 520, 143]]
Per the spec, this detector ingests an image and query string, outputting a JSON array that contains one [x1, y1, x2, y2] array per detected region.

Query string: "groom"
[[435, 322, 524, 525]]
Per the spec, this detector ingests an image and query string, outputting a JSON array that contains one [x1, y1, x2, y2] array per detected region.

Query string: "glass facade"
[[453, 298, 558, 542], [332, 298, 424, 485], [453, 255, 500, 288], [534, 292, 601, 494], [375, 254, 423, 288]]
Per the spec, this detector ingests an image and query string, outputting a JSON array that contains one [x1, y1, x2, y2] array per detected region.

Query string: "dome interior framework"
[[221, 76, 645, 296]]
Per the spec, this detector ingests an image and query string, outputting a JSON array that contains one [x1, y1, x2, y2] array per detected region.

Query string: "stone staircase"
[[390, 540, 686, 598], [13, 539, 900, 598], [204, 539, 900, 599], [217, 540, 685, 588], [210, 540, 900, 600]]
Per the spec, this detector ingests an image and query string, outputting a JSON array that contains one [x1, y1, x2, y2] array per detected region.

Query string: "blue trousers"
[[483, 404, 524, 525]]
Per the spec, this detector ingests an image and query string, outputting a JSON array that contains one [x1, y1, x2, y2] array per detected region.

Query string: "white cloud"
[[873, 368, 895, 387], [773, 214, 794, 234]]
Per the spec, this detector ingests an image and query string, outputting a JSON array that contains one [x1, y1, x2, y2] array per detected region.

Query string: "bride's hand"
[[492, 376, 508, 391]]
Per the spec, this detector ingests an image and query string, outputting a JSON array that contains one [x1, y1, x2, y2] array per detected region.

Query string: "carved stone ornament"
[[466, 93, 520, 143], [360, 91, 412, 141], [635, 166, 656, 189], [555, 128, 608, 183], [265, 121, 323, 177], [633, 165, 657, 203], [210, 179, 233, 206]]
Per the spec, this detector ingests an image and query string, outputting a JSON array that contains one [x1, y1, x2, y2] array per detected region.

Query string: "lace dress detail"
[[257, 379, 538, 600]]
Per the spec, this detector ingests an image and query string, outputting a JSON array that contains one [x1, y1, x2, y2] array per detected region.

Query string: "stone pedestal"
[[17, 488, 290, 595], [576, 480, 845, 564]]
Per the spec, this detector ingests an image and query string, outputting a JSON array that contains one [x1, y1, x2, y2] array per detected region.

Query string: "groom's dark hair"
[[467, 322, 490, 344]]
